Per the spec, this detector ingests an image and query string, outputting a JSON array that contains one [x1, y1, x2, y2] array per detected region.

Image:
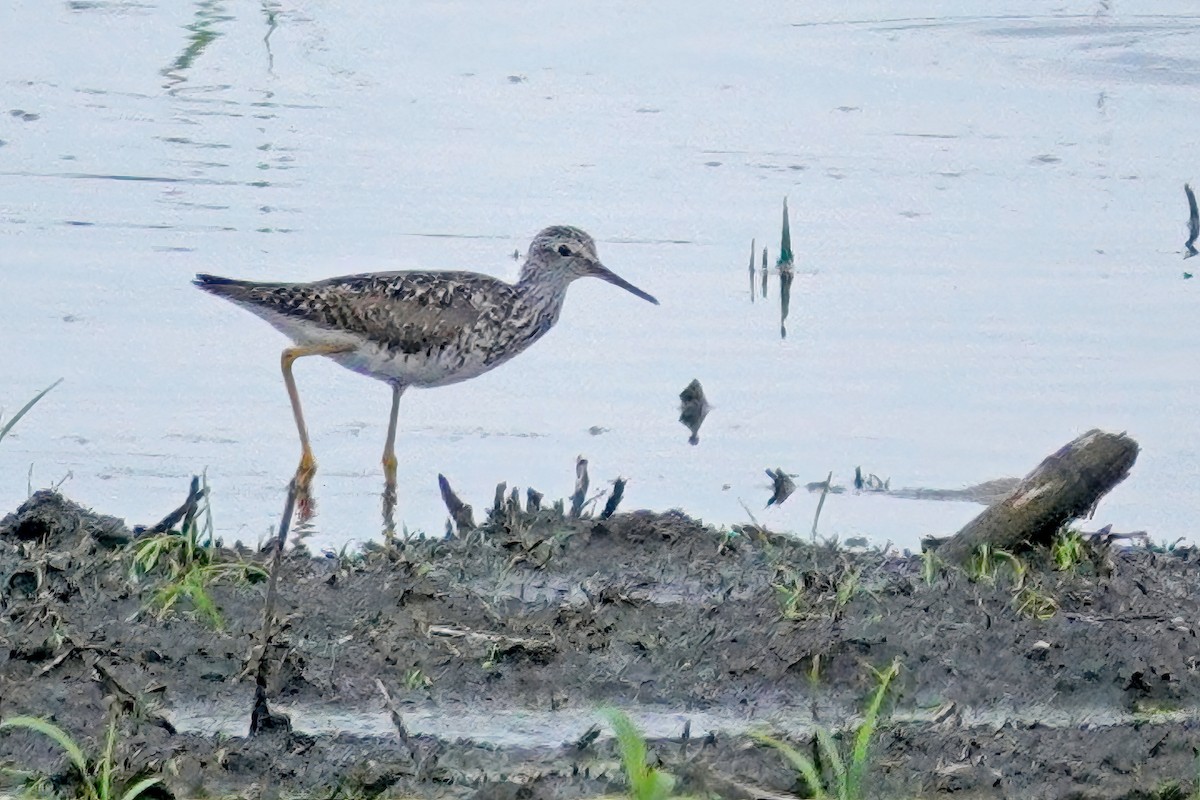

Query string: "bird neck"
[[514, 270, 572, 325]]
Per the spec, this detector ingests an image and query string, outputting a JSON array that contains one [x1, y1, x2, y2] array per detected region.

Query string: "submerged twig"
[[777, 196, 794, 269]]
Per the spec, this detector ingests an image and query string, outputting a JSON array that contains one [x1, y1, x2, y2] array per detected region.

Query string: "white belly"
[[246, 300, 538, 388]]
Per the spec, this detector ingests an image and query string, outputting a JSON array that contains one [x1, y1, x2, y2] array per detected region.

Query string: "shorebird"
[[195, 225, 658, 521]]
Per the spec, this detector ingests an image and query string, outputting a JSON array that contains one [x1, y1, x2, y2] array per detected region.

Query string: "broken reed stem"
[[250, 478, 297, 736], [811, 470, 833, 542], [569, 457, 589, 518]]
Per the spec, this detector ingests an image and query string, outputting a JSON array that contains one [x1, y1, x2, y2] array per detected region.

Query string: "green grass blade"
[[100, 714, 118, 800], [0, 716, 91, 784], [814, 727, 846, 798], [847, 659, 900, 799], [0, 379, 63, 444], [604, 709, 649, 797], [751, 732, 827, 799], [118, 776, 162, 800]]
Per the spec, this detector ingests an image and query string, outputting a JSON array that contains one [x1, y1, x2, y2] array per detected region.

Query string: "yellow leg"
[[381, 383, 405, 544], [281, 343, 354, 520]]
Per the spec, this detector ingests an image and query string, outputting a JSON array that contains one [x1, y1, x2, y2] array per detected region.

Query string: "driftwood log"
[[932, 429, 1138, 565]]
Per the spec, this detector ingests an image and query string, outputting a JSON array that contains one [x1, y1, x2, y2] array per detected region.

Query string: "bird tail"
[[193, 273, 264, 302]]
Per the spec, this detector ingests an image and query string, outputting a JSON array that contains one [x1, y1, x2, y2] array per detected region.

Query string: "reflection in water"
[[678, 379, 710, 446], [779, 264, 793, 339], [760, 247, 768, 299], [1185, 183, 1198, 259], [163, 0, 231, 83], [748, 238, 756, 302], [262, 1, 281, 75]]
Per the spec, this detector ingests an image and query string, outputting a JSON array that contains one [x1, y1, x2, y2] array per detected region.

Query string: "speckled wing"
[[195, 271, 512, 355], [307, 271, 512, 355]]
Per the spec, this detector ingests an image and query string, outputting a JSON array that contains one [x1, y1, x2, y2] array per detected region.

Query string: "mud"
[[3, 489, 1200, 799]]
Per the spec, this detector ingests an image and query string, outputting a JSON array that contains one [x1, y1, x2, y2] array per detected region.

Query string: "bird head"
[[522, 226, 659, 305]]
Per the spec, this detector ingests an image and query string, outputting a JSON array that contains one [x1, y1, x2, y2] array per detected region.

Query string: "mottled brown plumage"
[[194, 225, 658, 529]]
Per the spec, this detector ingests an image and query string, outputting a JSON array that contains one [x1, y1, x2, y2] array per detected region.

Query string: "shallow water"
[[167, 696, 1184, 747], [3, 2, 1199, 551]]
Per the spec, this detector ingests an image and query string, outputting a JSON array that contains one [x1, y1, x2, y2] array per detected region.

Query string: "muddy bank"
[[2, 490, 1200, 799]]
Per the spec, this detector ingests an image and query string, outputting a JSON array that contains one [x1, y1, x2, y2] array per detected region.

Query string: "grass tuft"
[[131, 476, 266, 628], [754, 657, 900, 800], [0, 714, 160, 800], [604, 709, 676, 800]]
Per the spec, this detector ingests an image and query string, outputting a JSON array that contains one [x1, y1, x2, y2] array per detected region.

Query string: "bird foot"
[[295, 453, 318, 523]]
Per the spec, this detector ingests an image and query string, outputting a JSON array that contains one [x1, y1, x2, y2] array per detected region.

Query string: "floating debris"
[[1185, 183, 1198, 259], [765, 467, 796, 507], [805, 478, 846, 494], [678, 379, 711, 445]]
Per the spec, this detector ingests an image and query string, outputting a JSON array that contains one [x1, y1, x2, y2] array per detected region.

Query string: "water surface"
[[2, 2, 1198, 551]]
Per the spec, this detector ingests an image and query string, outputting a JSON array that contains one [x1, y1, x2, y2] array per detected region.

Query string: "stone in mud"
[[0, 490, 130, 548]]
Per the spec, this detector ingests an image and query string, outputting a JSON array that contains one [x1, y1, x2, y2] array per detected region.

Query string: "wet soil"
[[3, 489, 1200, 799]]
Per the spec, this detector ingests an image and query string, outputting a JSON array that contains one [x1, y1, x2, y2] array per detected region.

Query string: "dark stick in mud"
[[438, 473, 475, 534], [526, 487, 543, 511], [374, 678, 409, 746], [136, 475, 204, 536], [570, 457, 589, 518], [249, 479, 298, 735], [493, 482, 507, 516], [811, 470, 833, 541], [600, 477, 626, 519]]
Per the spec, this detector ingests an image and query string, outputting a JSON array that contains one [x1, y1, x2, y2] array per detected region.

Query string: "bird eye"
[[557, 245, 572, 257]]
